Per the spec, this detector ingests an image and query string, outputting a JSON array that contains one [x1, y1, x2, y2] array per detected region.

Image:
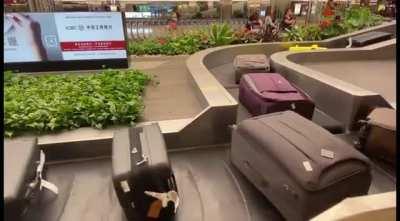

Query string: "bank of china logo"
[[65, 25, 85, 31]]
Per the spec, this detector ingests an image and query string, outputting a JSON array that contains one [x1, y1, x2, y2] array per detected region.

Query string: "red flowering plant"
[[157, 37, 167, 45], [319, 19, 332, 29]]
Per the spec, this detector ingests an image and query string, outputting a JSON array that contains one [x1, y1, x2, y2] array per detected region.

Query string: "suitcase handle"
[[136, 154, 148, 165]]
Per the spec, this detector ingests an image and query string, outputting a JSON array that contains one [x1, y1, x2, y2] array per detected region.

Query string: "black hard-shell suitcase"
[[112, 123, 179, 221], [231, 111, 371, 221]]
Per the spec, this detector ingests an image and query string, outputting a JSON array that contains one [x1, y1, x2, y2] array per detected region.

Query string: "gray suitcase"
[[233, 54, 270, 83], [231, 111, 371, 221]]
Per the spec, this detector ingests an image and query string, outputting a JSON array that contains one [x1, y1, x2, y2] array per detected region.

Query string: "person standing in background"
[[281, 8, 296, 30], [246, 12, 263, 33], [262, 8, 279, 42], [168, 7, 179, 31]]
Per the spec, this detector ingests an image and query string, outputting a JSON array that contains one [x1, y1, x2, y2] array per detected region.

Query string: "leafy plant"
[[208, 23, 235, 46], [282, 7, 383, 41], [233, 29, 262, 44], [281, 26, 308, 41], [305, 25, 323, 41], [339, 6, 383, 32], [127, 7, 384, 55], [4, 69, 151, 137], [128, 30, 209, 55], [320, 22, 346, 39], [128, 39, 163, 55]]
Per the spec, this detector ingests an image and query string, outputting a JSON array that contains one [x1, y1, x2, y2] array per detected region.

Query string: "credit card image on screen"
[[4, 12, 127, 63]]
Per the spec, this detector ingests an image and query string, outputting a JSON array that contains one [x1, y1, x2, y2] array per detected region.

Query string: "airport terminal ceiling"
[[52, 0, 357, 3]]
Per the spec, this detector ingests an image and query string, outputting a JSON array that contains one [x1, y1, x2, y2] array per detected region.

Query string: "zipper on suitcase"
[[128, 127, 148, 167], [282, 184, 299, 199], [243, 160, 269, 188]]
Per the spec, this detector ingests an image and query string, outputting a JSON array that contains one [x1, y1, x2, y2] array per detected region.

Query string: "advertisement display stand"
[[4, 12, 129, 72]]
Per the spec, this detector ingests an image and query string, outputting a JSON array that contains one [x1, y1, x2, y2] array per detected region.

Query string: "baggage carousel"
[[12, 22, 397, 221], [26, 142, 395, 221], [299, 58, 396, 104], [270, 39, 396, 129]]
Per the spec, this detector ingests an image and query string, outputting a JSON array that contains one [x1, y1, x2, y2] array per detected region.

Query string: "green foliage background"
[[282, 7, 384, 41], [129, 7, 385, 55], [128, 23, 236, 55], [4, 70, 151, 137]]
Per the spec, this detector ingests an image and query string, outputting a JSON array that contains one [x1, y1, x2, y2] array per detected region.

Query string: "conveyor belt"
[[27, 145, 395, 221]]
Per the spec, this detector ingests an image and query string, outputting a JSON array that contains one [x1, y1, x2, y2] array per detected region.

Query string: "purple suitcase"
[[239, 73, 315, 119]]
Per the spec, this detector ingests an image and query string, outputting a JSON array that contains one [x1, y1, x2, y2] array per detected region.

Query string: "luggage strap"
[[346, 37, 352, 48], [145, 190, 180, 213], [32, 150, 59, 195]]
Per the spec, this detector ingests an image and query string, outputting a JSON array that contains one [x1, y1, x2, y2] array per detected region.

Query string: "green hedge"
[[128, 32, 208, 55], [128, 23, 239, 55], [4, 69, 151, 137]]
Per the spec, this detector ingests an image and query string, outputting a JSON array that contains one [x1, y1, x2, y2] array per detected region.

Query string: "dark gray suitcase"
[[231, 111, 371, 221], [233, 54, 270, 83], [359, 107, 396, 165], [5, 138, 57, 221], [112, 123, 179, 221]]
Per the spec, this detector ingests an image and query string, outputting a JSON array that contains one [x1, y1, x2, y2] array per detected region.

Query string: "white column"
[[221, 0, 232, 20]]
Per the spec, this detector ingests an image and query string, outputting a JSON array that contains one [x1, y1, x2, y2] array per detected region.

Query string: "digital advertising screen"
[[125, 12, 152, 19], [4, 12, 128, 71]]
